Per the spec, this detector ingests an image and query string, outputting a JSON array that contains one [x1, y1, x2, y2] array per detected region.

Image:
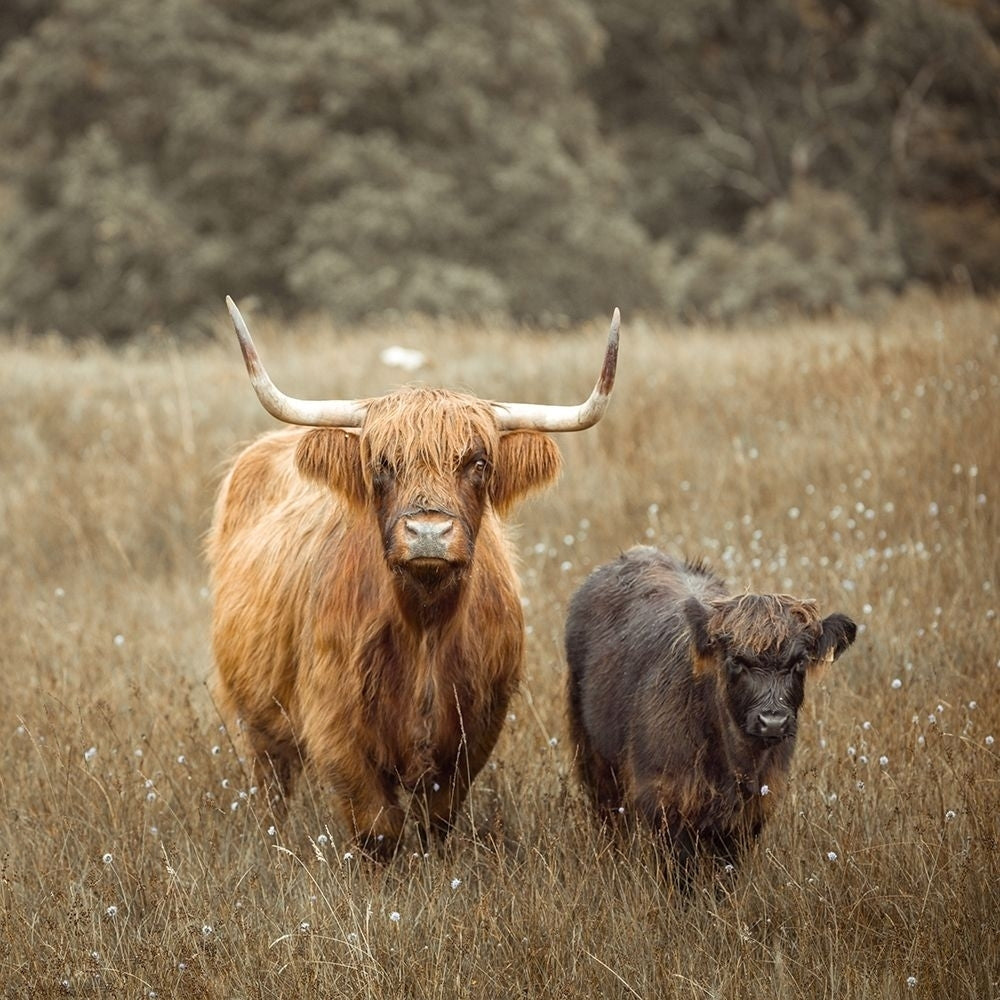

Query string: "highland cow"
[[565, 546, 856, 886], [208, 297, 620, 858]]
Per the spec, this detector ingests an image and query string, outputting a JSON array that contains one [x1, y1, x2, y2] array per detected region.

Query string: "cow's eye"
[[727, 658, 745, 678], [373, 458, 395, 492], [465, 455, 490, 480]]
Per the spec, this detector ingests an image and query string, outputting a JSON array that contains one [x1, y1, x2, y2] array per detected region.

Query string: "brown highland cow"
[[565, 546, 856, 887], [208, 298, 620, 858]]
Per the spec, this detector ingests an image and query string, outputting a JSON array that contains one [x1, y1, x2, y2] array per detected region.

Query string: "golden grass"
[[2, 292, 998, 998]]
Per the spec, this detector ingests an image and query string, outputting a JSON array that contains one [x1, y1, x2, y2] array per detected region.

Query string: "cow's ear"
[[490, 431, 562, 514], [816, 613, 857, 665], [296, 429, 367, 508], [684, 597, 717, 676]]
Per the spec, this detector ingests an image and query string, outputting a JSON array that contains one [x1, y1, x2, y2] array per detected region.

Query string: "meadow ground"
[[1, 292, 998, 999]]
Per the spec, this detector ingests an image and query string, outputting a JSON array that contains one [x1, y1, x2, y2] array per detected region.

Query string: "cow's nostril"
[[406, 519, 453, 539]]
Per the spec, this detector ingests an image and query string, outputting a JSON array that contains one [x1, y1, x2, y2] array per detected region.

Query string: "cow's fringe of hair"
[[361, 388, 501, 484]]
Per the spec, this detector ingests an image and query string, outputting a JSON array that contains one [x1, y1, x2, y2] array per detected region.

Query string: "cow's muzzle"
[[388, 508, 469, 576], [404, 515, 455, 561]]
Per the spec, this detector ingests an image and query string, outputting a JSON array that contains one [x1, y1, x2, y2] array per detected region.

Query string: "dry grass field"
[[2, 292, 998, 999]]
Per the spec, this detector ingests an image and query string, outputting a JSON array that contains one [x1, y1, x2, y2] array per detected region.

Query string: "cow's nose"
[[756, 712, 791, 740], [405, 517, 454, 559]]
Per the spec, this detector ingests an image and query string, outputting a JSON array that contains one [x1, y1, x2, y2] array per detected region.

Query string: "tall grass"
[[2, 293, 998, 998]]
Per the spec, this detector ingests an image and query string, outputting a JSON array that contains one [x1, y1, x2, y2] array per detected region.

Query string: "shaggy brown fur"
[[208, 386, 562, 857], [565, 546, 856, 888]]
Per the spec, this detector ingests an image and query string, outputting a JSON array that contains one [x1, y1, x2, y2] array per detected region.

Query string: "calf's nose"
[[756, 711, 791, 740]]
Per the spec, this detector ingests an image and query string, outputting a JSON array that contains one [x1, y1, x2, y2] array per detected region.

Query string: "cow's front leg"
[[416, 772, 468, 852], [418, 709, 506, 849], [246, 724, 302, 818], [328, 761, 406, 862]]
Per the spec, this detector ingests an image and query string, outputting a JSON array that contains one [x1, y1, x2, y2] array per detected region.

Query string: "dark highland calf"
[[565, 546, 856, 886], [209, 298, 619, 859]]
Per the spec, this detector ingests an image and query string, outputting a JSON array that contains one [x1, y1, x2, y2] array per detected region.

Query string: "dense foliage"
[[0, 0, 996, 339]]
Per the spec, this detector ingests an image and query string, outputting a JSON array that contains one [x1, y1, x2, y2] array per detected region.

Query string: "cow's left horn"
[[491, 308, 620, 432], [226, 297, 368, 427]]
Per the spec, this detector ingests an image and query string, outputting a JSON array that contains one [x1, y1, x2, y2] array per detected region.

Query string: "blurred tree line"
[[0, 0, 996, 340]]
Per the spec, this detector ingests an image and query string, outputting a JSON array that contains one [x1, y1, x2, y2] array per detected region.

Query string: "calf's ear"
[[684, 597, 717, 677], [491, 431, 562, 514], [817, 613, 857, 664], [296, 428, 367, 508]]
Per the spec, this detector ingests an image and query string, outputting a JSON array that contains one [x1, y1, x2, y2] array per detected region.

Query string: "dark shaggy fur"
[[565, 546, 856, 887]]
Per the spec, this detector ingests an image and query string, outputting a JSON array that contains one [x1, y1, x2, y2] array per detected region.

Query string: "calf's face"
[[685, 593, 856, 745]]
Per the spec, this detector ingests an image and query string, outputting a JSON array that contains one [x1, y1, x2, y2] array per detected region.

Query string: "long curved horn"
[[226, 297, 367, 427], [491, 308, 620, 432], [227, 297, 620, 432]]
